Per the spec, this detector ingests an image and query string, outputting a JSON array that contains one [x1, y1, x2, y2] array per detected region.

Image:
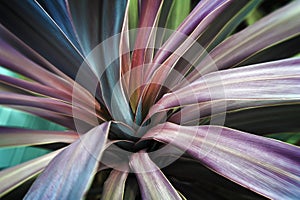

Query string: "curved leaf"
[[0, 150, 61, 197], [150, 58, 300, 117], [0, 127, 78, 147], [36, 0, 82, 52], [0, 25, 101, 111], [153, 0, 229, 65], [129, 151, 182, 200], [101, 168, 129, 200], [0, 1, 99, 102], [0, 74, 71, 102], [0, 0, 83, 79], [141, 1, 255, 111], [129, 0, 164, 112], [237, 35, 300, 67], [165, 0, 190, 30], [187, 0, 300, 80], [144, 122, 300, 199], [25, 122, 111, 200]]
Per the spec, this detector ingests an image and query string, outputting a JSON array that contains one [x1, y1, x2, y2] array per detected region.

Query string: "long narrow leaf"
[[129, 151, 182, 200], [149, 58, 300, 117], [129, 0, 164, 112], [0, 127, 78, 147], [101, 168, 129, 199], [36, 0, 82, 52], [0, 0, 85, 78], [24, 122, 111, 199], [144, 122, 300, 199], [187, 0, 300, 81], [0, 24, 102, 111], [0, 150, 62, 197]]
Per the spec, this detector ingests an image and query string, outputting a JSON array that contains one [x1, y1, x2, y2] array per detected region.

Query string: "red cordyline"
[[0, 0, 300, 199]]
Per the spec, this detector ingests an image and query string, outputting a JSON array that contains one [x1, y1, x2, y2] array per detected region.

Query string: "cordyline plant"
[[0, 0, 300, 199]]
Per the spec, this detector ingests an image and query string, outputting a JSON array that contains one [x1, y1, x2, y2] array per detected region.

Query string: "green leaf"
[[128, 0, 138, 30], [294, 52, 300, 57], [0, 66, 21, 78], [0, 147, 50, 170], [0, 149, 61, 197], [0, 106, 65, 131], [0, 106, 65, 169], [0, 63, 66, 169], [246, 5, 264, 25], [267, 132, 300, 145], [165, 0, 191, 30]]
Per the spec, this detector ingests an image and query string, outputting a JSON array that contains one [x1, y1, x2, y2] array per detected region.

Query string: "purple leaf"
[[24, 122, 111, 200], [0, 27, 72, 92], [187, 0, 300, 81], [237, 35, 300, 67], [0, 92, 100, 126], [153, 0, 229, 65], [0, 25, 100, 111], [141, 1, 254, 109], [0, 0, 85, 80], [144, 122, 300, 199], [130, 0, 163, 69], [0, 74, 72, 102], [0, 127, 78, 147], [169, 99, 299, 125], [0, 150, 62, 197], [129, 0, 163, 111], [8, 105, 77, 130], [102, 168, 129, 199], [129, 151, 182, 200], [0, 10, 100, 106], [0, 24, 74, 82], [149, 58, 300, 117]]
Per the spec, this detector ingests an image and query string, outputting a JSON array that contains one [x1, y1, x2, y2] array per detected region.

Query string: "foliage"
[[0, 0, 300, 199]]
